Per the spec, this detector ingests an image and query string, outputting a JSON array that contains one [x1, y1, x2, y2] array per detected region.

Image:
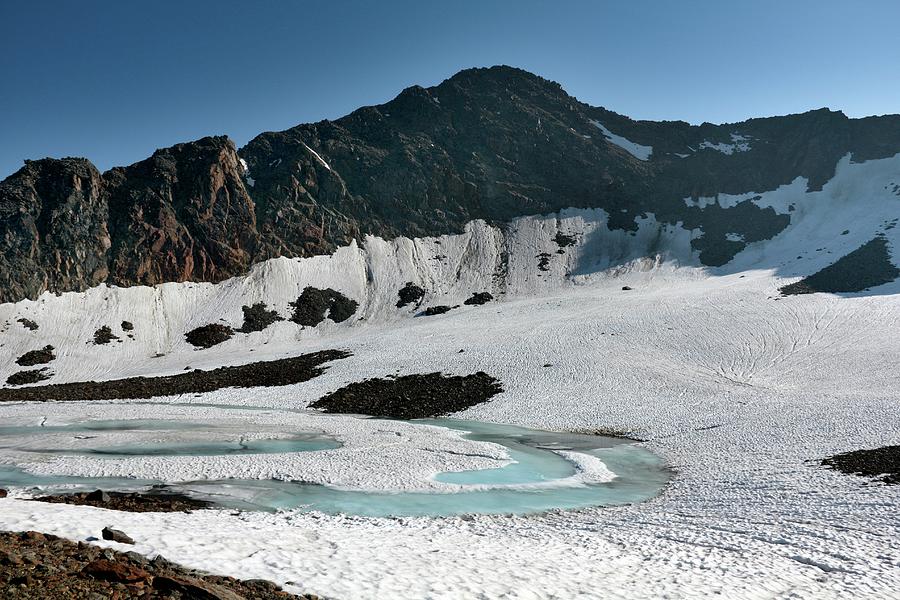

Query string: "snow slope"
[[1, 153, 899, 599]]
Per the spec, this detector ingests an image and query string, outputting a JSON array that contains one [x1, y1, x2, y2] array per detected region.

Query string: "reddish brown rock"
[[82, 558, 150, 583], [0, 530, 317, 599], [105, 136, 259, 288]]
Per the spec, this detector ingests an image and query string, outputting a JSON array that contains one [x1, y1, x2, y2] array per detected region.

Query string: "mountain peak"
[[4, 68, 900, 302], [440, 65, 566, 95], [446, 65, 553, 83]]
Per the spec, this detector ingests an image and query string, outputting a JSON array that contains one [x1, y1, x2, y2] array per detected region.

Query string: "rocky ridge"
[[3, 66, 900, 303]]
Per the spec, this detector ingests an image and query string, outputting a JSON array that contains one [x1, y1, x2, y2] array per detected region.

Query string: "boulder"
[[82, 558, 149, 583], [101, 527, 135, 545]]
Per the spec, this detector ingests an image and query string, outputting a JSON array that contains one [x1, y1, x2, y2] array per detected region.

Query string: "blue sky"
[[2, 0, 899, 178]]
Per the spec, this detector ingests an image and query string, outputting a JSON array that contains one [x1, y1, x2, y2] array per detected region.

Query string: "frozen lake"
[[0, 412, 669, 517]]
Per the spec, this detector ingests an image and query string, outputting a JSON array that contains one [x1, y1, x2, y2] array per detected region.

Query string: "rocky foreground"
[[0, 530, 317, 599]]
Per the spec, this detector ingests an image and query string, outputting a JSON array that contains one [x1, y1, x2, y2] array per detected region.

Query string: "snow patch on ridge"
[[301, 141, 332, 171], [698, 133, 752, 155], [590, 120, 653, 161], [697, 152, 900, 284], [239, 158, 255, 186]]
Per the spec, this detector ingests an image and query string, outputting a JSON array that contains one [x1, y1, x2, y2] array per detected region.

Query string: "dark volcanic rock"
[[6, 369, 50, 386], [0, 138, 259, 303], [237, 301, 284, 333], [101, 527, 135, 545], [289, 286, 358, 326], [0, 530, 315, 599], [420, 305, 455, 316], [463, 292, 493, 305], [15, 345, 55, 366], [311, 371, 503, 419], [397, 281, 426, 308], [33, 490, 210, 513], [92, 325, 119, 345], [121, 320, 134, 331], [185, 323, 234, 348], [780, 236, 899, 295], [0, 349, 349, 402], [822, 445, 900, 485]]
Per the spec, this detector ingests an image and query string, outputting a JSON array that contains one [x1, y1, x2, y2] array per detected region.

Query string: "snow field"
[[1, 152, 899, 598]]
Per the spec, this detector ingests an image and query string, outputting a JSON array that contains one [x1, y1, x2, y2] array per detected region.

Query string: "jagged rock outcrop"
[[240, 67, 651, 252], [104, 136, 258, 286], [2, 65, 900, 303], [0, 137, 258, 302], [0, 158, 109, 302], [239, 67, 893, 263]]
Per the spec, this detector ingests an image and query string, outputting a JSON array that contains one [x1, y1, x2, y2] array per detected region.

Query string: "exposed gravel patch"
[[781, 235, 900, 295], [237, 302, 283, 333], [821, 445, 900, 485], [5, 369, 50, 386], [185, 324, 234, 349], [15, 346, 55, 367], [289, 287, 358, 326], [92, 326, 119, 345], [536, 252, 552, 271], [0, 350, 350, 402], [396, 282, 425, 308], [553, 232, 576, 248], [419, 305, 456, 316], [30, 489, 213, 513], [463, 292, 493, 306], [16, 318, 38, 331], [310, 371, 503, 419]]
